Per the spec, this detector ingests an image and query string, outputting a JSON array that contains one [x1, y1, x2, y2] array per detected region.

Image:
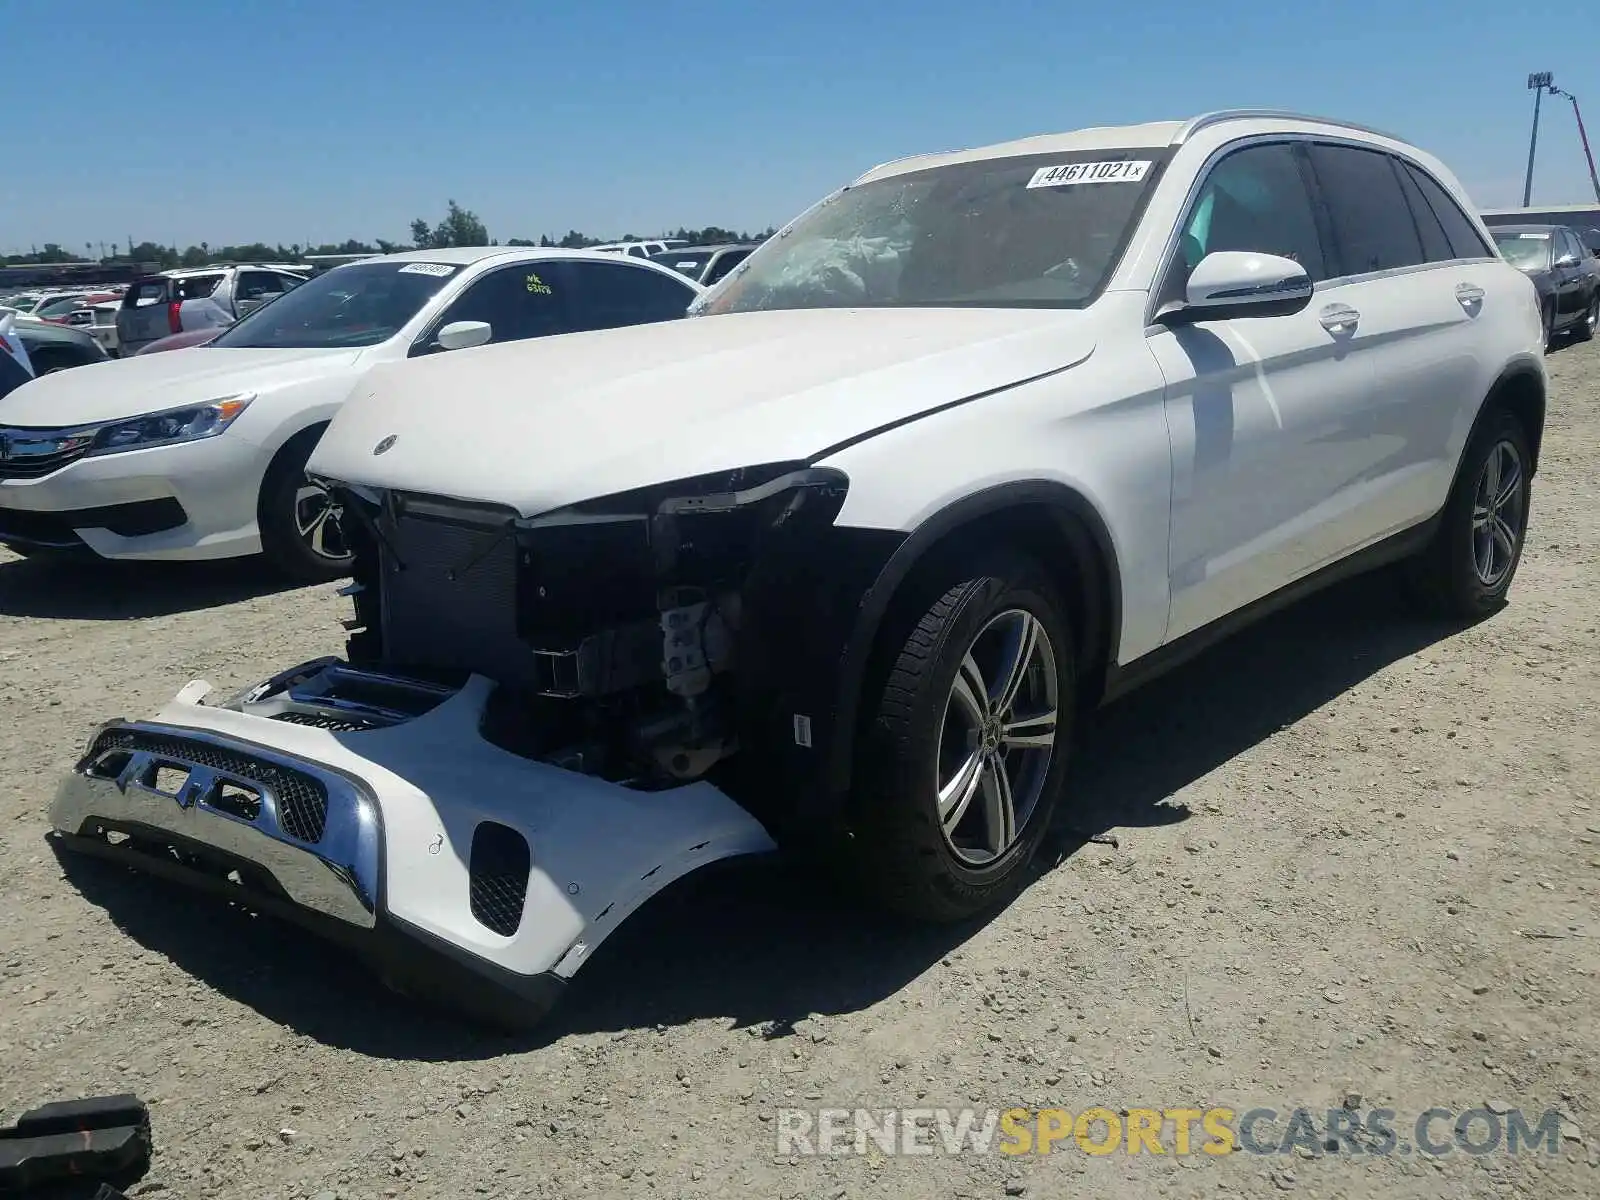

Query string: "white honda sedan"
[[0, 248, 701, 578]]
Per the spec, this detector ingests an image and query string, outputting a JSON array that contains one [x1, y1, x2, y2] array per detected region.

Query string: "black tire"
[[1573, 291, 1598, 343], [848, 550, 1076, 922], [1540, 299, 1555, 350], [257, 429, 354, 583], [1403, 406, 1532, 621]]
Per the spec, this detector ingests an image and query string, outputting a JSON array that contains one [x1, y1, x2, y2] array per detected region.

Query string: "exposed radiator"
[[379, 505, 547, 690]]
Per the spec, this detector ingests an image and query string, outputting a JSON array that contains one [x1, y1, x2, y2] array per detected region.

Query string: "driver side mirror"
[[435, 320, 492, 351], [1555, 252, 1579, 268], [1158, 251, 1314, 327]]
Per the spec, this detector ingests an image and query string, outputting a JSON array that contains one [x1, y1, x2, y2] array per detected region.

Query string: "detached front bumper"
[[48, 661, 776, 1029]]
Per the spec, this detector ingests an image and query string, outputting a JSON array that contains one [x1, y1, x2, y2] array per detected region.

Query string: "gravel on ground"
[[2, 340, 1597, 1199]]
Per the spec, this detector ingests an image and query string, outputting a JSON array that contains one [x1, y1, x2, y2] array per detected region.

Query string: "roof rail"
[[1174, 109, 1405, 145]]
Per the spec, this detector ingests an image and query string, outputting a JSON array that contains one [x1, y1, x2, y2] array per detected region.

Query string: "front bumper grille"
[[89, 727, 329, 843], [54, 720, 382, 930]]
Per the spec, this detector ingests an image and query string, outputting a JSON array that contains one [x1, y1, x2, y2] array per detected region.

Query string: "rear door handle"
[[1318, 303, 1360, 335], [1455, 283, 1486, 309]]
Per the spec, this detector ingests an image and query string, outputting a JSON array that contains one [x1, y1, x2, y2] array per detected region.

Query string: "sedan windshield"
[[696, 150, 1163, 315], [210, 261, 461, 349], [1494, 232, 1552, 272]]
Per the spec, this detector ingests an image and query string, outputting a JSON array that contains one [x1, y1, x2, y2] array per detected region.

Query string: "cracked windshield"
[[698, 152, 1160, 314]]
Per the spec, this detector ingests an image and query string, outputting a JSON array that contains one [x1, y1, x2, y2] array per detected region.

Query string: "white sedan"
[[0, 248, 702, 578]]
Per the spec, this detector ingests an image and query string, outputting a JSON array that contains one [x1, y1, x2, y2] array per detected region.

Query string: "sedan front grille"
[[88, 728, 330, 844], [0, 425, 96, 481]]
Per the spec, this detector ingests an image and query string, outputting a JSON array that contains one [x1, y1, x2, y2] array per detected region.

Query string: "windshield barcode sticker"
[[1026, 160, 1153, 189], [397, 262, 457, 276]]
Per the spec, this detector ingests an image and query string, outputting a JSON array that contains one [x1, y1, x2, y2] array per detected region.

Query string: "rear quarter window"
[[176, 274, 224, 301]]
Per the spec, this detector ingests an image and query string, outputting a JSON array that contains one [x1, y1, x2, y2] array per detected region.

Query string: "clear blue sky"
[[5, 0, 1597, 254]]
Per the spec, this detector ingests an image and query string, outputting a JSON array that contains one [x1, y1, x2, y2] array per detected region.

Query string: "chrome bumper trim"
[[50, 720, 382, 929]]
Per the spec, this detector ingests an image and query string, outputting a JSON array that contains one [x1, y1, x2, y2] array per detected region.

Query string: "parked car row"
[[114, 263, 313, 356], [30, 109, 1552, 1030], [0, 248, 702, 575]]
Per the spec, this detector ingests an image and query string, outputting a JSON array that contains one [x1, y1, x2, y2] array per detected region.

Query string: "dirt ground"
[[2, 339, 1598, 1200]]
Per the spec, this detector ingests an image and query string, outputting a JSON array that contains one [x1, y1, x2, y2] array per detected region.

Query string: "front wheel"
[[848, 551, 1075, 922], [257, 432, 354, 583], [1403, 407, 1532, 621]]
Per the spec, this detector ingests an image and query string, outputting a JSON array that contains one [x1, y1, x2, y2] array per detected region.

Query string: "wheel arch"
[[254, 419, 332, 524], [824, 480, 1123, 799], [1479, 357, 1546, 476]]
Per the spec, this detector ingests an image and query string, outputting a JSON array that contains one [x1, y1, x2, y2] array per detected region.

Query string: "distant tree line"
[[4, 200, 778, 269]]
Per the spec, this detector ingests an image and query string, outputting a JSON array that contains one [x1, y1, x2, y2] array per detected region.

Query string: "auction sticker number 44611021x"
[[1026, 160, 1152, 188]]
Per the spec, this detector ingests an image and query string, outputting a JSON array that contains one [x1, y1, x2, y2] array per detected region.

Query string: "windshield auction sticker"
[[1026, 160, 1152, 188], [397, 263, 458, 276]]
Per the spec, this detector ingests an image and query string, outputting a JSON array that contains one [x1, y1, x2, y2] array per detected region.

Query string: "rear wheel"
[[1541, 300, 1555, 349], [1574, 291, 1598, 343], [848, 551, 1075, 922], [1404, 407, 1532, 621], [257, 430, 354, 583]]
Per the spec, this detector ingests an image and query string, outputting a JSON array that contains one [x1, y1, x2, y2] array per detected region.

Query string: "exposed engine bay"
[[327, 464, 852, 792]]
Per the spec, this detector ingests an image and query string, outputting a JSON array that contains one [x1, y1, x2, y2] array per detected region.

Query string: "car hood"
[[309, 307, 1097, 517], [0, 345, 364, 426]]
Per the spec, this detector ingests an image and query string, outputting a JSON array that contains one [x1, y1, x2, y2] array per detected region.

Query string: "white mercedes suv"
[[50, 111, 1545, 1028]]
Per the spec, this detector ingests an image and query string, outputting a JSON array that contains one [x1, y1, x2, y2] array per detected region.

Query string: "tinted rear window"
[[122, 278, 168, 308]]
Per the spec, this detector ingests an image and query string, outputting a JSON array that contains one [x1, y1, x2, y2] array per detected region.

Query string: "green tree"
[[410, 218, 434, 250], [431, 199, 488, 248]]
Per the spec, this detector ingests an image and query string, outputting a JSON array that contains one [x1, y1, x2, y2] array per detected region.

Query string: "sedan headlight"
[[85, 394, 254, 456]]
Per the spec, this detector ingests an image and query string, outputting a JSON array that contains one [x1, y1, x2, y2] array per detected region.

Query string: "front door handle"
[[1318, 303, 1360, 335], [1455, 282, 1486, 309]]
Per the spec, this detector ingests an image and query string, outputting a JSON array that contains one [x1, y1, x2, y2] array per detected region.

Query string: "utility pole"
[[1524, 71, 1553, 207], [1549, 84, 1600, 205]]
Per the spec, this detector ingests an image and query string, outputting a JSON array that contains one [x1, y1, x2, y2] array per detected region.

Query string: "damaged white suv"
[[51, 110, 1546, 1028]]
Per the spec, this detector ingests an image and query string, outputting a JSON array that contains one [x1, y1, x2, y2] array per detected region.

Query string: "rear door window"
[[1399, 164, 1492, 259], [566, 261, 699, 332], [1394, 166, 1454, 263], [1308, 144, 1425, 275]]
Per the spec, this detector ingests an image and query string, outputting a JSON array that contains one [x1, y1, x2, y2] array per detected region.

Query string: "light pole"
[[1524, 71, 1553, 207]]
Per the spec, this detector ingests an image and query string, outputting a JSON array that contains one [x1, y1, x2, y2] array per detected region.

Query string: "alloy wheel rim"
[[294, 480, 352, 562], [1470, 439, 1525, 589], [935, 608, 1058, 866], [1589, 297, 1599, 331]]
